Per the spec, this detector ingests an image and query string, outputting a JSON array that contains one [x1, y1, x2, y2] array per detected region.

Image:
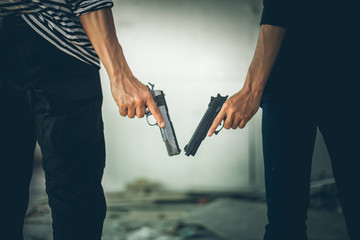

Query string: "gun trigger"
[[214, 120, 225, 135], [146, 111, 158, 126]]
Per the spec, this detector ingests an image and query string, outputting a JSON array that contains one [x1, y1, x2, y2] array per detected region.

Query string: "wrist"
[[243, 71, 266, 97], [108, 65, 128, 83], [242, 85, 263, 100], [103, 45, 131, 82]]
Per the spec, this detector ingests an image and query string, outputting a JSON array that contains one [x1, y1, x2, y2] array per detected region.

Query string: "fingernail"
[[207, 131, 212, 137], [160, 121, 165, 128]]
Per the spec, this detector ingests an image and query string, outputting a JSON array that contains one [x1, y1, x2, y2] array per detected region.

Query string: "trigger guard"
[[146, 112, 158, 126], [214, 120, 225, 135]]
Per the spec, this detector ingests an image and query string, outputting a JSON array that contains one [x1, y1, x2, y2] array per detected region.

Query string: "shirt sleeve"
[[260, 0, 290, 28], [67, 0, 114, 16]]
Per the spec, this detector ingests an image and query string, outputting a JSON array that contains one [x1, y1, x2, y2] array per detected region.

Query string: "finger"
[[146, 99, 165, 128], [232, 117, 242, 129], [136, 105, 146, 118], [119, 107, 127, 117], [223, 113, 234, 129], [208, 109, 226, 137], [128, 107, 136, 119], [239, 118, 248, 129]]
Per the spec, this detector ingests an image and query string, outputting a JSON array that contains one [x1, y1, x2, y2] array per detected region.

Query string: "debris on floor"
[[184, 198, 349, 240], [24, 169, 349, 240], [167, 222, 222, 239], [126, 226, 176, 240], [184, 198, 267, 240], [126, 178, 162, 196]]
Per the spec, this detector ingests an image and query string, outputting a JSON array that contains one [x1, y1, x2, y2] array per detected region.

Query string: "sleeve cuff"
[[260, 2, 290, 28], [72, 0, 114, 17]]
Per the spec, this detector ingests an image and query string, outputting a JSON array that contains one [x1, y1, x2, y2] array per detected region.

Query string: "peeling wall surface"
[[100, 0, 333, 192]]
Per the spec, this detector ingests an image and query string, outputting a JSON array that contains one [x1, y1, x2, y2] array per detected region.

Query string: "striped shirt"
[[0, 0, 114, 68]]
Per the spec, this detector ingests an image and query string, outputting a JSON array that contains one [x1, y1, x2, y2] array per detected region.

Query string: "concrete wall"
[[99, 0, 333, 192]]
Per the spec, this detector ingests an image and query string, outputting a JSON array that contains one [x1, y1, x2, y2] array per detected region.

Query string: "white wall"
[[100, 0, 265, 192], [98, 0, 334, 193]]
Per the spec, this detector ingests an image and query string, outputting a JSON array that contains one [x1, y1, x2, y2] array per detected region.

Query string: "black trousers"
[[261, 99, 360, 240], [0, 16, 106, 240]]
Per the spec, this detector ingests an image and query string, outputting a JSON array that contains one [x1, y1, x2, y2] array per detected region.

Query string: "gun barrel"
[[184, 94, 228, 156]]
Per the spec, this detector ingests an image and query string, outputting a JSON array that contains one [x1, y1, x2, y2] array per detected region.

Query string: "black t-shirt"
[[259, 0, 357, 105]]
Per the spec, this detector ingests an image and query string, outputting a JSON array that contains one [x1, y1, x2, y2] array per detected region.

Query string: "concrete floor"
[[23, 160, 349, 240]]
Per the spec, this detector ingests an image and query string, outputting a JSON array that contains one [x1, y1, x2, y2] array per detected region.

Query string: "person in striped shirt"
[[0, 1, 164, 239]]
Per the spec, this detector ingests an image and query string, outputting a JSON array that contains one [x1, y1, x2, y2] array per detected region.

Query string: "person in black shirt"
[[209, 1, 359, 239]]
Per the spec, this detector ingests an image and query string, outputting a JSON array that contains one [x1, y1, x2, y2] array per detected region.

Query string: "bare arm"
[[208, 24, 286, 136], [79, 8, 165, 127]]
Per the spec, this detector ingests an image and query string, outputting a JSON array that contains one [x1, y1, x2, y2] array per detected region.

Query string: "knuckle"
[[127, 100, 135, 108], [230, 112, 237, 120], [229, 106, 236, 113], [223, 101, 231, 109], [134, 96, 143, 106], [135, 99, 143, 106], [119, 110, 126, 117], [118, 103, 126, 110], [144, 92, 153, 100], [152, 107, 161, 114], [235, 112, 242, 119], [212, 118, 219, 126]]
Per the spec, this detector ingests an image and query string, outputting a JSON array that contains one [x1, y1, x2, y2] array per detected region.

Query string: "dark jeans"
[[261, 100, 360, 240], [0, 16, 106, 239]]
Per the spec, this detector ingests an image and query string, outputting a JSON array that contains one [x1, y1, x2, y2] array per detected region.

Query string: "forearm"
[[78, 8, 164, 124], [243, 24, 286, 97], [208, 24, 286, 134], [79, 8, 130, 81]]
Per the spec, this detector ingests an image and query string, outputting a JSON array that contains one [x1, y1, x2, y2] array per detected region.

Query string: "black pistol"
[[146, 83, 181, 156], [184, 94, 228, 156]]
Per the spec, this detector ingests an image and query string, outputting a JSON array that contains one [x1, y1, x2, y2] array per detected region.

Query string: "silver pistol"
[[146, 83, 181, 156]]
